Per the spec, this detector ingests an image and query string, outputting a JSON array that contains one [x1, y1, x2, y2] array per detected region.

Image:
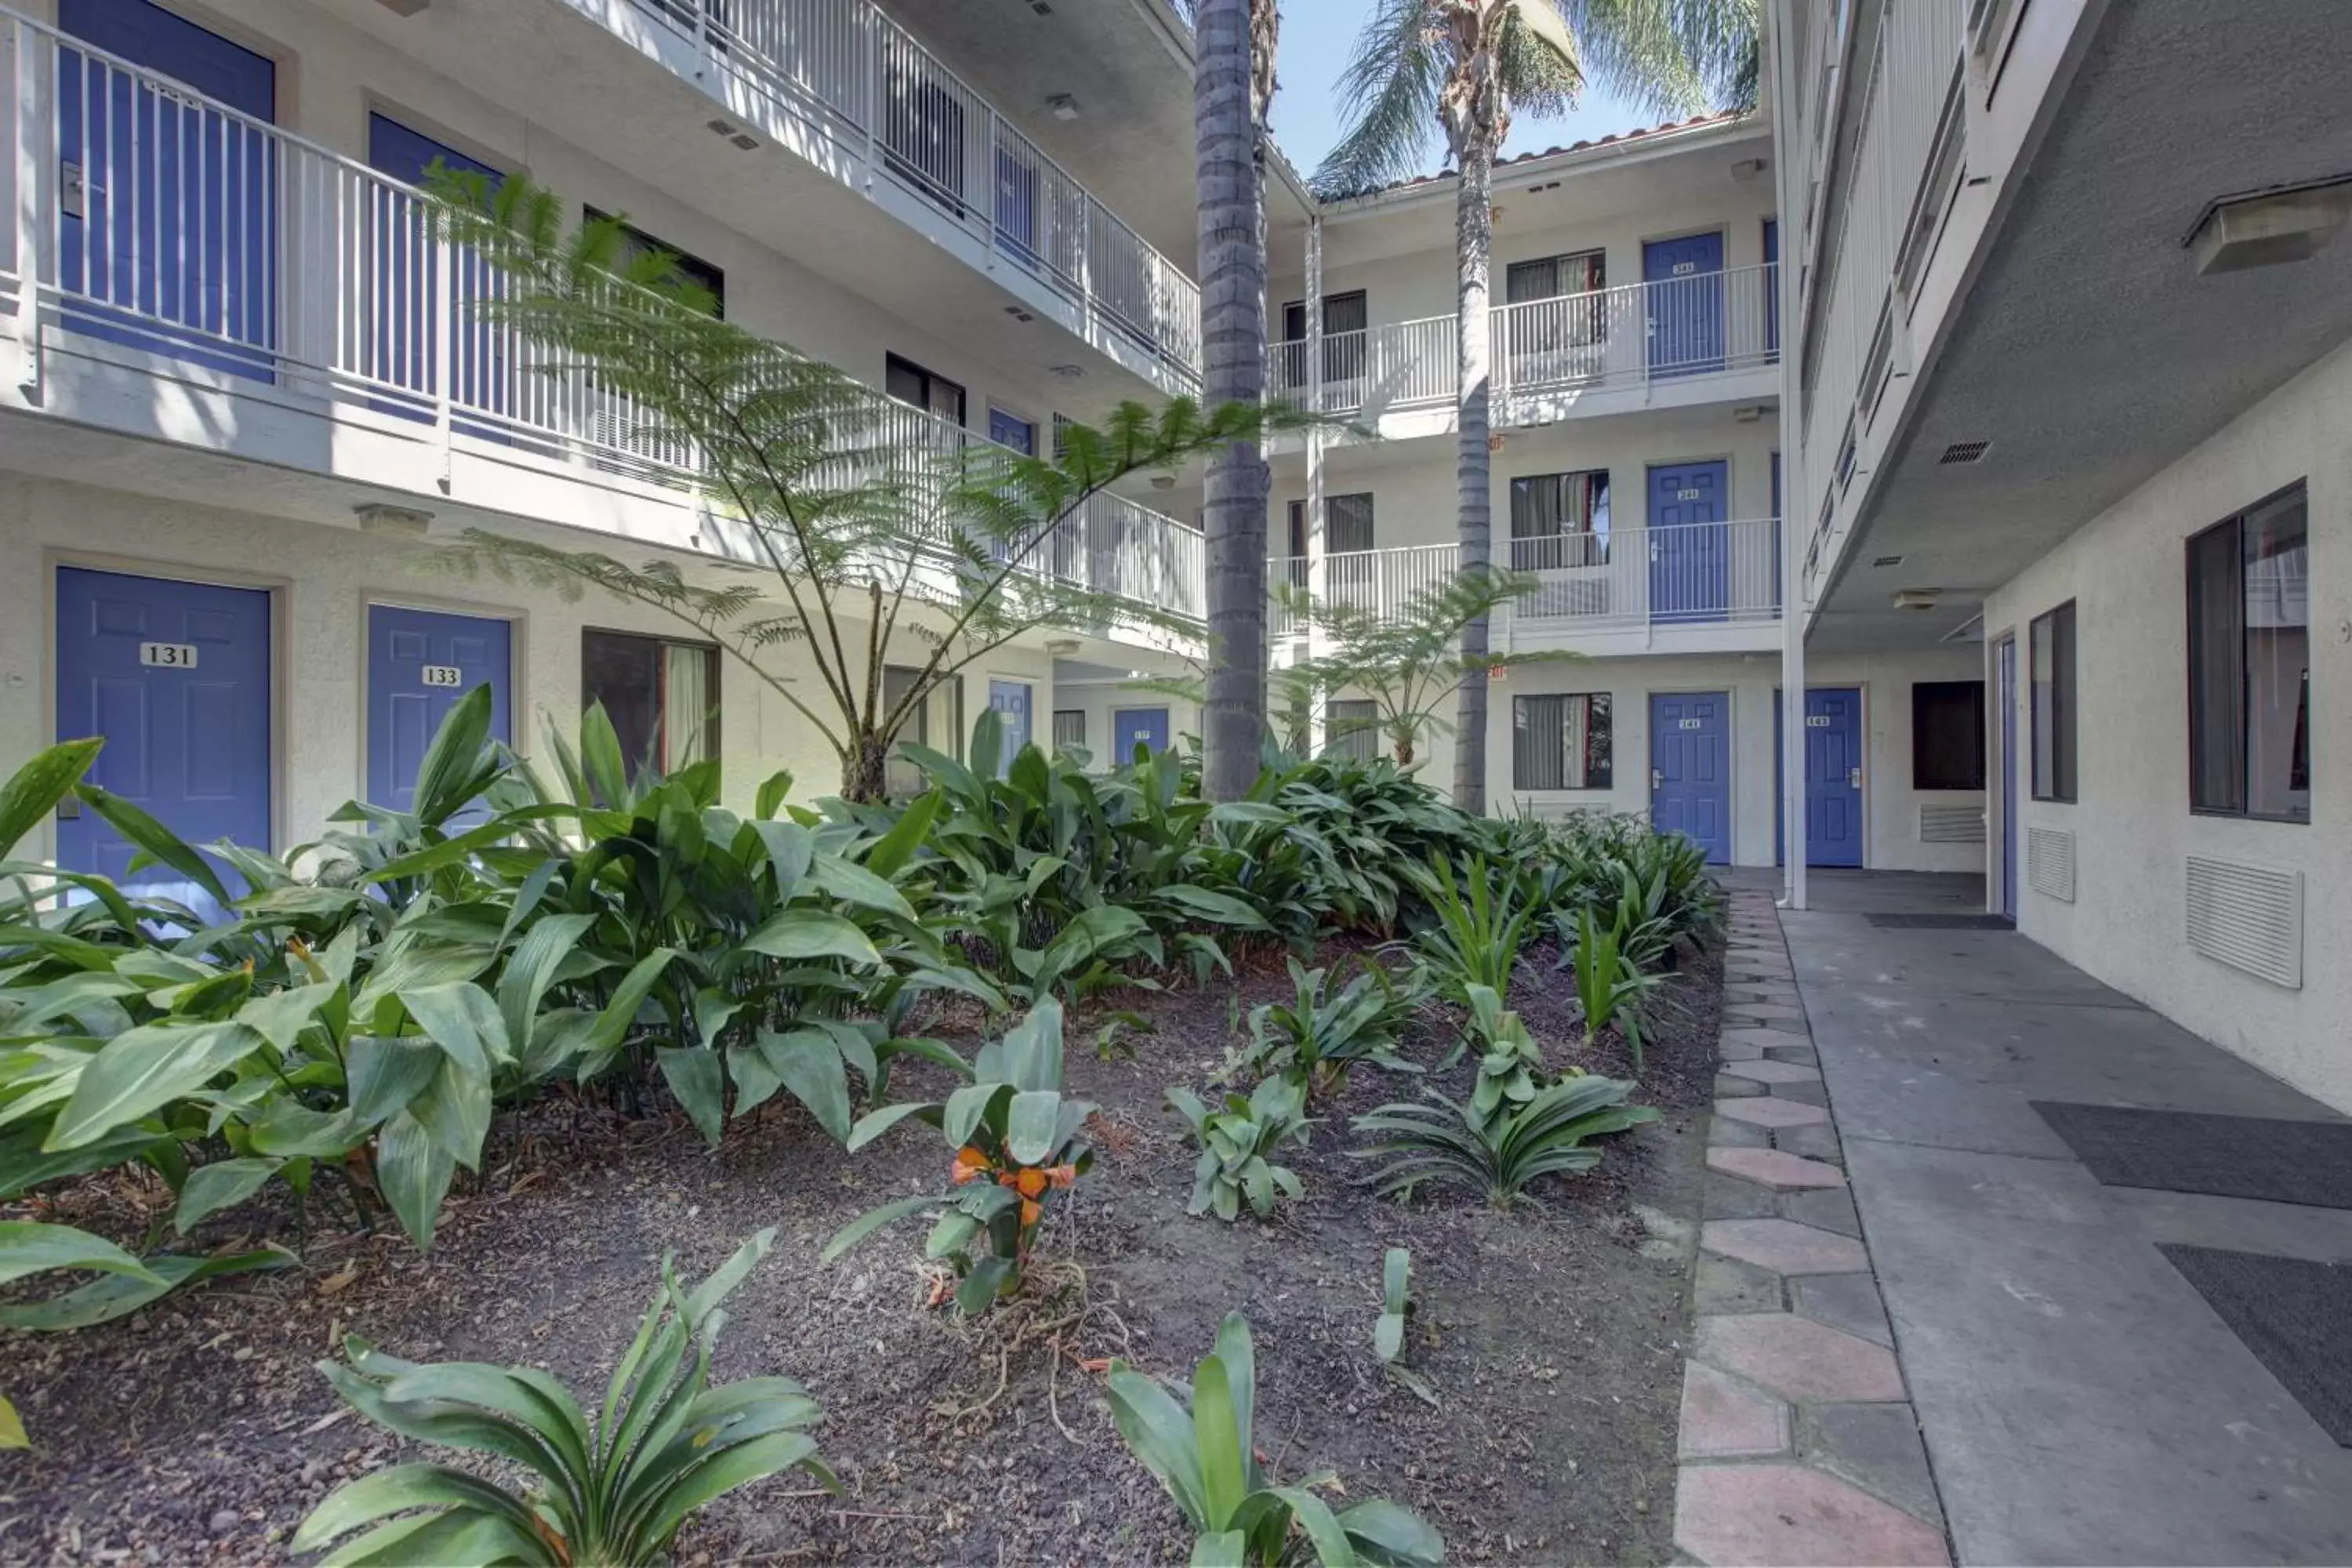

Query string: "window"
[[2030, 601, 2076, 801], [886, 354, 965, 426], [1505, 252, 1607, 379], [881, 665, 963, 797], [1278, 291, 1369, 394], [988, 679, 1033, 771], [1505, 250, 1606, 302], [1325, 493, 1375, 554], [582, 630, 718, 785], [1327, 699, 1381, 762], [1912, 681, 1986, 791], [2189, 485, 2310, 821], [1052, 709, 1087, 751], [1514, 694, 1613, 790], [1508, 470, 1610, 569], [583, 207, 724, 316]]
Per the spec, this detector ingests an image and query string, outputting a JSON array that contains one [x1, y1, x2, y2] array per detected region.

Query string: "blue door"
[[988, 408, 1036, 453], [367, 605, 514, 812], [56, 567, 271, 920], [1762, 218, 1780, 361], [1998, 637, 2018, 919], [366, 114, 506, 431], [1775, 688, 1864, 866], [1650, 691, 1730, 863], [1114, 707, 1170, 760], [989, 679, 1033, 771], [57, 0, 277, 380], [1642, 230, 1724, 377], [1648, 460, 1730, 623]]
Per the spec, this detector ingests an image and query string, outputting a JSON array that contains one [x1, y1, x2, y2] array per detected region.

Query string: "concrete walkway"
[[1769, 870, 2352, 1566]]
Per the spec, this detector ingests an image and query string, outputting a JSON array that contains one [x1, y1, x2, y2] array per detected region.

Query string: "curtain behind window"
[[662, 644, 713, 771]]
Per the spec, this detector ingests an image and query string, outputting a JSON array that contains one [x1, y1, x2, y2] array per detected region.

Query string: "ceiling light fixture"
[[354, 503, 433, 539], [1047, 93, 1080, 121], [1730, 156, 1769, 182], [2185, 173, 2352, 274], [1892, 589, 1941, 611]]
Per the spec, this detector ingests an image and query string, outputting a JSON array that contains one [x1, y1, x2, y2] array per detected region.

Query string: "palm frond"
[[1312, 0, 1446, 198]]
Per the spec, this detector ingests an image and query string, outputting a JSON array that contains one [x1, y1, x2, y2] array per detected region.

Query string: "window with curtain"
[[1326, 699, 1381, 761], [1326, 493, 1376, 553], [581, 630, 719, 788], [2189, 484, 2310, 821], [2030, 601, 2076, 802], [583, 207, 725, 316], [1513, 694, 1612, 790], [1912, 681, 1986, 791], [1508, 470, 1610, 569], [1505, 251, 1607, 375], [885, 353, 965, 426], [882, 665, 963, 797], [1052, 710, 1087, 751]]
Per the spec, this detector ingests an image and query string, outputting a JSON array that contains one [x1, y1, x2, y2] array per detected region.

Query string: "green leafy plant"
[[1565, 908, 1670, 1071], [1400, 855, 1535, 1009], [1459, 985, 1544, 1131], [0, 1220, 284, 1332], [1353, 1077, 1658, 1208], [824, 998, 1094, 1312], [1373, 1247, 1438, 1407], [1241, 956, 1424, 1095], [295, 1229, 834, 1566], [1107, 1312, 1444, 1566], [1166, 1075, 1312, 1221]]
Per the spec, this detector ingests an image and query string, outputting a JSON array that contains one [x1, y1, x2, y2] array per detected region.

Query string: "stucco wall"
[[1, 475, 1054, 856], [1983, 338, 2352, 1112]]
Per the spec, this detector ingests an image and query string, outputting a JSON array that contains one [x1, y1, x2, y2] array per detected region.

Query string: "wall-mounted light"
[[354, 503, 434, 539], [1730, 156, 1770, 183], [1892, 589, 1941, 611], [2185, 174, 2352, 274], [1047, 93, 1080, 122], [1733, 403, 1766, 423]]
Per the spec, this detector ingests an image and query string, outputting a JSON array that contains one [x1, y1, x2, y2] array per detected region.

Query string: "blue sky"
[[1265, 0, 1662, 180]]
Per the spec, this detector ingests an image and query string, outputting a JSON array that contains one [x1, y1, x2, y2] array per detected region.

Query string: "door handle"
[[1651, 768, 1664, 789], [1848, 767, 1862, 789], [56, 794, 83, 821], [60, 159, 85, 220]]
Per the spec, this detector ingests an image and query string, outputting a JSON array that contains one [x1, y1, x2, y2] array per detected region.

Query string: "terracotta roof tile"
[[1361, 110, 1751, 195]]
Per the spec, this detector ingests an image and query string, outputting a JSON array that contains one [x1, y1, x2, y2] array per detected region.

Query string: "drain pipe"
[[1769, 0, 1808, 911]]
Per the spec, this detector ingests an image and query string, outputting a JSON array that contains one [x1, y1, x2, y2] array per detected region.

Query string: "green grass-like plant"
[[1108, 1312, 1444, 1566], [1401, 855, 1535, 1009], [1565, 907, 1670, 1071], [295, 1229, 835, 1566], [1241, 956, 1425, 1095], [1353, 1078, 1658, 1208]]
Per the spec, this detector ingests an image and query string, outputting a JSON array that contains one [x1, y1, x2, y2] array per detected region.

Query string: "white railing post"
[[433, 226, 455, 485], [12, 17, 54, 401], [859, 7, 879, 191]]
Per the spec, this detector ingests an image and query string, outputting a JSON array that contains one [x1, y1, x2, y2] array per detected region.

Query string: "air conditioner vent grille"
[[2027, 826, 2074, 902], [2185, 855, 2303, 989], [1919, 804, 1986, 844], [1939, 440, 1991, 465]]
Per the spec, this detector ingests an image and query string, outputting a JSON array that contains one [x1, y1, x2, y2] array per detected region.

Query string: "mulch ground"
[[2, 933, 1722, 1566]]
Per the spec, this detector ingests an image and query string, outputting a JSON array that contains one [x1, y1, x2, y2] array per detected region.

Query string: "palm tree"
[[1192, 0, 1279, 800], [1311, 0, 1755, 812]]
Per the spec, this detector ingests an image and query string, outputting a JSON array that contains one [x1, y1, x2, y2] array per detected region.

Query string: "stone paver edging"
[[1671, 889, 1952, 1567]]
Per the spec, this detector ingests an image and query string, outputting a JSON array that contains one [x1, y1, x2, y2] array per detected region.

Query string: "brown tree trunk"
[[840, 731, 891, 804]]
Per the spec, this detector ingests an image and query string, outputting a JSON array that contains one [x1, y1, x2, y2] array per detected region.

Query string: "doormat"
[[2161, 1244, 2352, 1446], [2033, 1102, 2352, 1210], [1864, 913, 2015, 930]]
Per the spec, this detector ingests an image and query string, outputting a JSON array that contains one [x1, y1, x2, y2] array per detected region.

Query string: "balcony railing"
[[628, 0, 1201, 383], [1268, 264, 1778, 416], [0, 8, 1200, 622], [1267, 519, 1782, 636]]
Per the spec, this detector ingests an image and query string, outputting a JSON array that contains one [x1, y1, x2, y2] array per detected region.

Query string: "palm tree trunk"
[[1195, 0, 1270, 801], [1450, 138, 1497, 815]]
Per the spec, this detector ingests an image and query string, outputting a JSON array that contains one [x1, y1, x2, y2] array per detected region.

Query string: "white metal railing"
[[1324, 543, 1460, 622], [0, 9, 1200, 622], [1267, 265, 1778, 416], [629, 0, 1200, 382], [1794, 0, 1965, 585], [1269, 554, 1310, 637]]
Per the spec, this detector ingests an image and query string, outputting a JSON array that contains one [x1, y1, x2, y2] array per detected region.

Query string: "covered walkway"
[[1780, 869, 2352, 1564]]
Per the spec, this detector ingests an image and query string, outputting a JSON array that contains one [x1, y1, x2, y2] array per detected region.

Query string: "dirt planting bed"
[[3, 937, 1722, 1566]]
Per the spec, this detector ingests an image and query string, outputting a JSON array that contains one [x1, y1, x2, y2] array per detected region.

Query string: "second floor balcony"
[[0, 6, 1201, 634], [1271, 517, 1784, 648], [1269, 264, 1779, 433]]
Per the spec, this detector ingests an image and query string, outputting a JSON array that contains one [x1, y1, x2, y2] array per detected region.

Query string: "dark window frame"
[[579, 626, 721, 787], [1911, 680, 1987, 792], [2187, 481, 2311, 823], [1512, 692, 1614, 791], [582, 205, 724, 316], [1326, 698, 1381, 762], [2029, 601, 2076, 803], [884, 353, 966, 426]]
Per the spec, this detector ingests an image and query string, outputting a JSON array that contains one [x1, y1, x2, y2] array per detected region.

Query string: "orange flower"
[[1019, 1197, 1042, 1229], [951, 1145, 989, 1185], [1013, 1167, 1049, 1200], [1044, 1165, 1078, 1189]]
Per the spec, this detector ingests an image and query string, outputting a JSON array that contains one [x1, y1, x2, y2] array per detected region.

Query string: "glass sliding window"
[[885, 353, 966, 426], [1512, 693, 1613, 790], [2029, 601, 2076, 802], [1327, 699, 1381, 762], [583, 206, 725, 315], [2188, 485, 2310, 821], [1912, 681, 1987, 791], [582, 630, 719, 789], [1052, 710, 1087, 752], [1508, 470, 1611, 569], [882, 665, 963, 797], [1504, 250, 1607, 382]]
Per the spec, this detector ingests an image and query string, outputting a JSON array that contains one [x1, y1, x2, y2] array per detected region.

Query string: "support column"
[[1769, 0, 1808, 909], [12, 18, 56, 403], [1302, 212, 1328, 755]]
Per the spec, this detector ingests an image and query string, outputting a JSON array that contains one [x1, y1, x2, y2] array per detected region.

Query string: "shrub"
[[1399, 855, 1535, 1008], [1564, 908, 1670, 1071], [824, 998, 1094, 1312], [1167, 1076, 1312, 1221], [1240, 956, 1424, 1095], [1353, 1078, 1658, 1208], [1108, 1312, 1444, 1566], [294, 1229, 835, 1566]]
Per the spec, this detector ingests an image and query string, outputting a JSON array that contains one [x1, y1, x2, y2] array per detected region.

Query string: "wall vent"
[[2185, 855, 2303, 989], [2027, 826, 2074, 902], [1919, 804, 1986, 844], [1939, 440, 1991, 465]]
